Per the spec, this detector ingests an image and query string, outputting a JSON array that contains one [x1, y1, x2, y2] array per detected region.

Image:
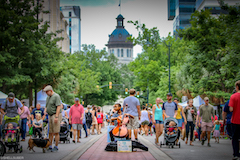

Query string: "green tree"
[[177, 2, 240, 104], [0, 0, 65, 105]]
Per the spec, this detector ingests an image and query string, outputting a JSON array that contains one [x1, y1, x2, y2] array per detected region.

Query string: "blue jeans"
[[21, 118, 27, 139], [80, 123, 88, 137], [197, 126, 201, 141]]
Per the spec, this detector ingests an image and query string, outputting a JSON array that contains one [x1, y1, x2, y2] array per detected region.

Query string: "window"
[[127, 49, 129, 57], [112, 49, 114, 54], [121, 49, 124, 57], [117, 49, 120, 57], [69, 20, 71, 27], [130, 49, 132, 57], [69, 12, 71, 17], [69, 40, 71, 45], [69, 30, 71, 36], [118, 21, 122, 26]]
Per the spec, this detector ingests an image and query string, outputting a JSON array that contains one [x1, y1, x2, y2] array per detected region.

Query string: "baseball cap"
[[166, 93, 173, 96], [204, 97, 209, 101], [43, 85, 53, 92], [8, 92, 15, 99], [75, 98, 80, 101]]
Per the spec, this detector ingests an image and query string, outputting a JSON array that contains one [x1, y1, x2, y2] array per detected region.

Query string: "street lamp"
[[80, 60, 93, 106], [163, 41, 172, 93]]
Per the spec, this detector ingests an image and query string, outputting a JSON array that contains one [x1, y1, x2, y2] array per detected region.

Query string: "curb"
[[61, 130, 107, 160], [138, 135, 172, 160]]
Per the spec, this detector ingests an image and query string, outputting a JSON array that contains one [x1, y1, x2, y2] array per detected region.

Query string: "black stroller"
[[59, 117, 70, 143], [160, 118, 181, 148]]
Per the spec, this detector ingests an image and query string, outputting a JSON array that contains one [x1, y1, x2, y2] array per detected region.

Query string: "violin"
[[112, 114, 129, 138]]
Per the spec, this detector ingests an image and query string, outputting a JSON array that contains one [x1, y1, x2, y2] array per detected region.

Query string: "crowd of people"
[[0, 80, 239, 159]]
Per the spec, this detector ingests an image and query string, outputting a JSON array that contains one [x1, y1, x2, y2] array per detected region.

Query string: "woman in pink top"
[[96, 109, 103, 135]]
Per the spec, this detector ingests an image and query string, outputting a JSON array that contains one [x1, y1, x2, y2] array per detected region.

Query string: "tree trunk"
[[29, 84, 33, 106]]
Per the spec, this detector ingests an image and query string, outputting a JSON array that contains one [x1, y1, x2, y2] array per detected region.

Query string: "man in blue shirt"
[[222, 89, 236, 139], [123, 89, 141, 141], [163, 93, 178, 118]]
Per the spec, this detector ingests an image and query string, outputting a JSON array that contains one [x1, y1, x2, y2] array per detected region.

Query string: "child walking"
[[212, 120, 220, 143]]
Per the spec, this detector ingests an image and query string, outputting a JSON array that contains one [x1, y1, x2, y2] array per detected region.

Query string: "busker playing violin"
[[109, 103, 134, 141]]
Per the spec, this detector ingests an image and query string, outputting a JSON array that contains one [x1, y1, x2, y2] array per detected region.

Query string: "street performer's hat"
[[43, 85, 53, 92], [8, 92, 15, 99]]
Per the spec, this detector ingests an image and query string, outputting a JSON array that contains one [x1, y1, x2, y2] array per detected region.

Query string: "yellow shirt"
[[176, 106, 182, 119]]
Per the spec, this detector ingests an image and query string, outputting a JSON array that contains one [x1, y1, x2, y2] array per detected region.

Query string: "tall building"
[[196, 0, 240, 12], [40, 0, 70, 53], [60, 6, 81, 54], [168, 0, 196, 35], [106, 14, 133, 64], [169, 0, 240, 35]]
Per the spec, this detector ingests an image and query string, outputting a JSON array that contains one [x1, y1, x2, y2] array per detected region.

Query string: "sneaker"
[[232, 156, 238, 160], [208, 143, 211, 147], [47, 147, 52, 152], [51, 146, 58, 152], [201, 140, 205, 145]]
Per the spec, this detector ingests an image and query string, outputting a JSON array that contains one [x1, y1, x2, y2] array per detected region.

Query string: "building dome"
[[106, 14, 133, 48]]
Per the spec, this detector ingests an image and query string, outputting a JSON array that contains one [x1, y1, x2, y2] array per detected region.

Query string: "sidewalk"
[[78, 134, 156, 160]]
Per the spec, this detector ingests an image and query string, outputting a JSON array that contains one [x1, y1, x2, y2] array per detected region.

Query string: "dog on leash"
[[28, 138, 51, 153]]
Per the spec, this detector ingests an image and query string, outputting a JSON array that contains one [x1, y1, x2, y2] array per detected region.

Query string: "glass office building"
[[60, 6, 81, 53], [168, 0, 196, 35]]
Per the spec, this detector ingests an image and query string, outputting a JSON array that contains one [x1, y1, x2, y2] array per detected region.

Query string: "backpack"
[[85, 110, 92, 121]]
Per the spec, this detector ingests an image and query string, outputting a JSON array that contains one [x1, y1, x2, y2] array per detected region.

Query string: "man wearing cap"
[[43, 85, 62, 152], [198, 97, 215, 147], [0, 92, 24, 123], [162, 93, 178, 118], [123, 89, 141, 141], [69, 98, 84, 143]]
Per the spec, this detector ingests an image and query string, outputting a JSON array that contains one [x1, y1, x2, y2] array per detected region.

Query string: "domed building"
[[106, 14, 133, 64]]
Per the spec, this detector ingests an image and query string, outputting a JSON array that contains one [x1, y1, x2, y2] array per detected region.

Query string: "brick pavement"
[[79, 134, 156, 160]]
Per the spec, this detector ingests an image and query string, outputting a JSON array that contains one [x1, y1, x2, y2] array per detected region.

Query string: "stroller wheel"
[[19, 146, 22, 153], [179, 142, 181, 148], [14, 146, 18, 153]]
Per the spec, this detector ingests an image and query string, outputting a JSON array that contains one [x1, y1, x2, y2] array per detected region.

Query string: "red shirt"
[[69, 104, 84, 124], [97, 112, 103, 124], [229, 92, 240, 124]]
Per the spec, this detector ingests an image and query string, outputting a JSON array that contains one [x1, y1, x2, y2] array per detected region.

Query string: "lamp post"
[[163, 41, 172, 93], [80, 60, 93, 106]]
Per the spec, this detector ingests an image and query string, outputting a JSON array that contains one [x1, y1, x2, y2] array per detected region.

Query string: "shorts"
[[86, 121, 92, 129], [49, 114, 62, 133], [155, 120, 163, 124], [201, 122, 213, 132], [72, 124, 83, 130], [141, 120, 149, 126], [127, 116, 139, 130], [177, 119, 183, 127], [148, 122, 153, 127]]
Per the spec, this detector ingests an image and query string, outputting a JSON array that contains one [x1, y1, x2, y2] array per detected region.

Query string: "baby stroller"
[[2, 115, 23, 153], [160, 118, 181, 148], [59, 117, 70, 143]]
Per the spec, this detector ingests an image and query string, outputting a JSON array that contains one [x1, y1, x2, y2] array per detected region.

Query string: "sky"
[[60, 0, 173, 58]]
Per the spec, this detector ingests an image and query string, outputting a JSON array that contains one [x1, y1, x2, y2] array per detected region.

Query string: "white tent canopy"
[[36, 90, 48, 108], [0, 91, 8, 105], [178, 95, 205, 110]]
